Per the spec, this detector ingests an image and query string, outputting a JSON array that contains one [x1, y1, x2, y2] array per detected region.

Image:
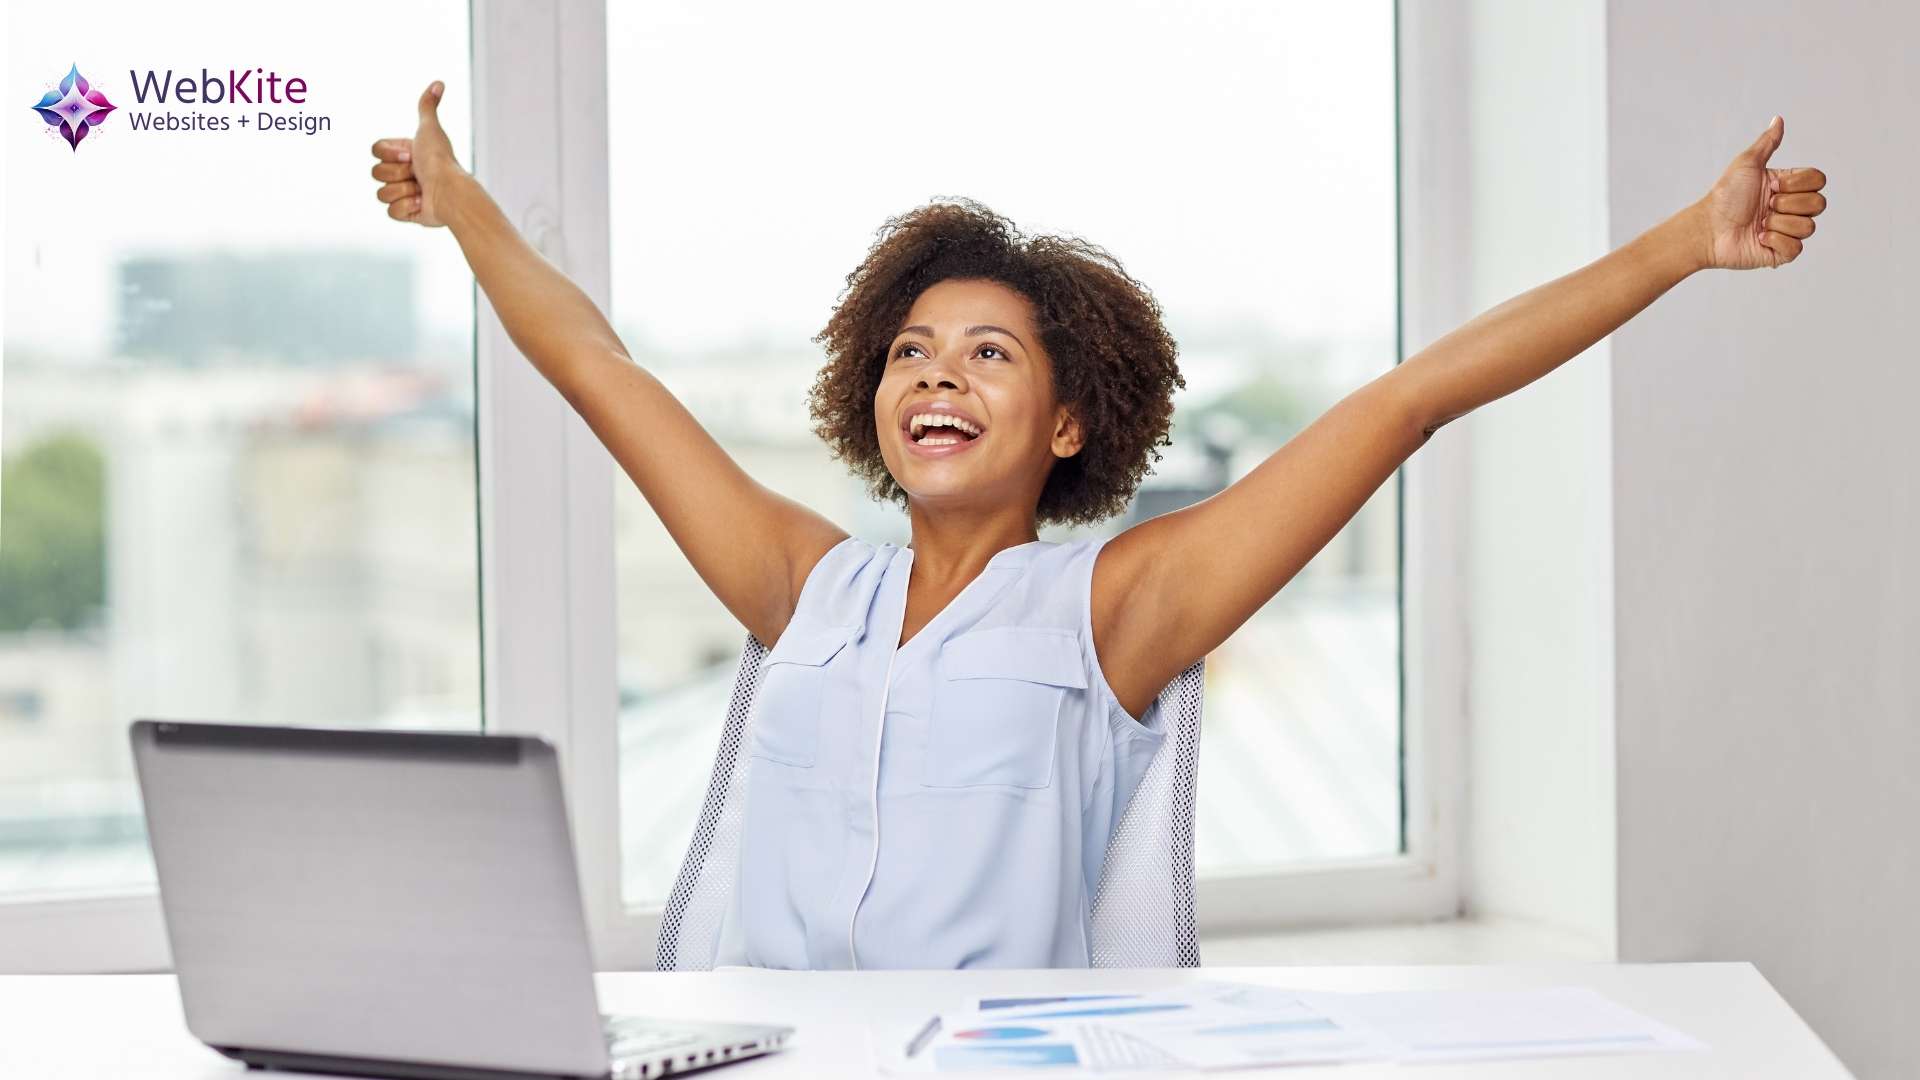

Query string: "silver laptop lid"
[[131, 720, 610, 1077]]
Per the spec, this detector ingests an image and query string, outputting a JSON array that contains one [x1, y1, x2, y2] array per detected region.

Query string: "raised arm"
[[1094, 116, 1828, 720], [371, 82, 847, 647]]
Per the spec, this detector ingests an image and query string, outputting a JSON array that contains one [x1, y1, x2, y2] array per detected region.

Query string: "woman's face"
[[874, 277, 1082, 516]]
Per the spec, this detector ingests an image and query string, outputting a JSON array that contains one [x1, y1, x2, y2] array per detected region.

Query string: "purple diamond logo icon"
[[31, 63, 117, 151]]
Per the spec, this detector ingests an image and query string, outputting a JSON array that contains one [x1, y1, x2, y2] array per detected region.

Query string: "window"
[[606, 0, 1401, 909], [5, 1, 1462, 972], [0, 0, 478, 901]]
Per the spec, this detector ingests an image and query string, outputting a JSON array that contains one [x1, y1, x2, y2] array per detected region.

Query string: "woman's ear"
[[1050, 405, 1085, 459]]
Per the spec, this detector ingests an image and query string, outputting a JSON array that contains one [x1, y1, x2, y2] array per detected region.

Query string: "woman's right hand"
[[369, 80, 466, 228]]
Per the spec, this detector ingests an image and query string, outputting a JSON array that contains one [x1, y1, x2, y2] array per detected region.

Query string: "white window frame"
[[0, 0, 1472, 974], [494, 0, 1475, 967]]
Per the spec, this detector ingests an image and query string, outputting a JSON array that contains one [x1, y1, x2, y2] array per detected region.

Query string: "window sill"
[[1201, 915, 1611, 966]]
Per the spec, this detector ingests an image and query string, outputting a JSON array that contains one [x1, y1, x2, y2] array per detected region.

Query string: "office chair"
[[656, 633, 1205, 970]]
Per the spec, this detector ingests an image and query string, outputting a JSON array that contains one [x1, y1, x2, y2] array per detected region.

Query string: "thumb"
[[1741, 114, 1783, 165], [417, 80, 445, 128]]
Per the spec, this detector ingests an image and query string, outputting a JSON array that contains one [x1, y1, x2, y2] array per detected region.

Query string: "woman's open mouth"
[[904, 410, 986, 457]]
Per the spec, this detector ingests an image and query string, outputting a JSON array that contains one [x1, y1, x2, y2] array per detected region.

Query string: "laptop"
[[130, 719, 791, 1079]]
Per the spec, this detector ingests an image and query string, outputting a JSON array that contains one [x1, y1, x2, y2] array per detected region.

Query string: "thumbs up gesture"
[[1699, 116, 1828, 269], [369, 80, 465, 228]]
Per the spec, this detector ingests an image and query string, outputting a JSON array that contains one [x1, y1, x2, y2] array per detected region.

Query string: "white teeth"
[[908, 412, 983, 440]]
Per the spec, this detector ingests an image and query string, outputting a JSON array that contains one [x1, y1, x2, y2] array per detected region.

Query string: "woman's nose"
[[916, 367, 963, 390]]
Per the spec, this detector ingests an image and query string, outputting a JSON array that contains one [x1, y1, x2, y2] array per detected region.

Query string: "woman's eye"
[[893, 342, 1008, 360]]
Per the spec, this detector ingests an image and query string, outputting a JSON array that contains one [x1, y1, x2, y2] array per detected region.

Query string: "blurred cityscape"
[[0, 250, 1399, 905], [0, 252, 481, 895]]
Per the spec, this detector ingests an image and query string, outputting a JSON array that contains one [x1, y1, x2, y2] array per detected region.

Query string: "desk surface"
[[1, 963, 1850, 1078]]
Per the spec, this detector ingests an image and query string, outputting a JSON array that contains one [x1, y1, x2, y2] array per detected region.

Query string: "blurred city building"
[[0, 252, 479, 894]]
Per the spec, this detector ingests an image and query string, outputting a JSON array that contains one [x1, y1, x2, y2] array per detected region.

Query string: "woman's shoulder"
[[979, 535, 1111, 624], [1030, 534, 1117, 589], [1008, 533, 1112, 571], [789, 534, 894, 628]]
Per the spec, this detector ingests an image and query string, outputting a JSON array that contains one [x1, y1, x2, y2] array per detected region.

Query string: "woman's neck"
[[904, 507, 1039, 585]]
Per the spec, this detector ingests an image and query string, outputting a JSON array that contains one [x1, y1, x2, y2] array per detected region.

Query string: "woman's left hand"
[[1698, 115, 1828, 270]]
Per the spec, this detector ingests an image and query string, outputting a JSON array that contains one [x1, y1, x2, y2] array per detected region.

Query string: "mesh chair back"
[[656, 633, 1204, 970], [654, 634, 769, 973], [1087, 657, 1205, 967]]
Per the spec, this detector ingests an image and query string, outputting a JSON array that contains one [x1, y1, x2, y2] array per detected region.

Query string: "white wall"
[[1604, 2, 1918, 1076], [1458, 0, 1618, 957], [1457, 3, 1914, 1072]]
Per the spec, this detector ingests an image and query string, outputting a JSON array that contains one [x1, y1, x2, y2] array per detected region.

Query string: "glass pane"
[[1, 1, 478, 899], [609, 0, 1399, 906]]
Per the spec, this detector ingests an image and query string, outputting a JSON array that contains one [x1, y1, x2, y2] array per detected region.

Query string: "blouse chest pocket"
[[748, 623, 856, 768], [923, 626, 1088, 789]]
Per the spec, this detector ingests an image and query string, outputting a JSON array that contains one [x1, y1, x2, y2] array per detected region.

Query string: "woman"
[[371, 82, 1827, 969]]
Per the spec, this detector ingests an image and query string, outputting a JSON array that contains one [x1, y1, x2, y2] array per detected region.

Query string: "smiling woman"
[[599, 0, 1409, 936], [809, 198, 1186, 529]]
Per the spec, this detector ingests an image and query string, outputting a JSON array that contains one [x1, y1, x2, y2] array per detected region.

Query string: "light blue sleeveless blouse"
[[711, 534, 1168, 969]]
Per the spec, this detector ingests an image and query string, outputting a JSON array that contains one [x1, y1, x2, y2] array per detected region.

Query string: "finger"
[[1740, 115, 1783, 165], [1760, 231, 1803, 264], [1774, 166, 1826, 193], [417, 80, 445, 126], [386, 196, 423, 222], [377, 179, 421, 205], [371, 137, 412, 163], [371, 161, 412, 183], [1763, 212, 1814, 239], [1770, 191, 1826, 216]]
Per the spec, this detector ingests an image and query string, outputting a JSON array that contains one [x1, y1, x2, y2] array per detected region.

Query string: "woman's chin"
[[899, 477, 1001, 509]]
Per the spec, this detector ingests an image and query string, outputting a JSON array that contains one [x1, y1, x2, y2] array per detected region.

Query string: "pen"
[[905, 1014, 942, 1058]]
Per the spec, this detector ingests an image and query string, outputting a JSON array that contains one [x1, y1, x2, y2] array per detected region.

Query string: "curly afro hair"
[[807, 197, 1186, 528]]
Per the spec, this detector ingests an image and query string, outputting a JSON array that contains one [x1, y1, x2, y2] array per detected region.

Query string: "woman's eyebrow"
[[895, 324, 1029, 351]]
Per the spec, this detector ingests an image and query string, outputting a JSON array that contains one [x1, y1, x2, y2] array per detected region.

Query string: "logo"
[[30, 63, 117, 151]]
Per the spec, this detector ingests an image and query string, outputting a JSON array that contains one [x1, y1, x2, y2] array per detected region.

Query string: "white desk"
[[1, 964, 1851, 1078]]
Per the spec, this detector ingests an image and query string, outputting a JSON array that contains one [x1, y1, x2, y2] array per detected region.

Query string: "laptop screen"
[[130, 721, 610, 1076]]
